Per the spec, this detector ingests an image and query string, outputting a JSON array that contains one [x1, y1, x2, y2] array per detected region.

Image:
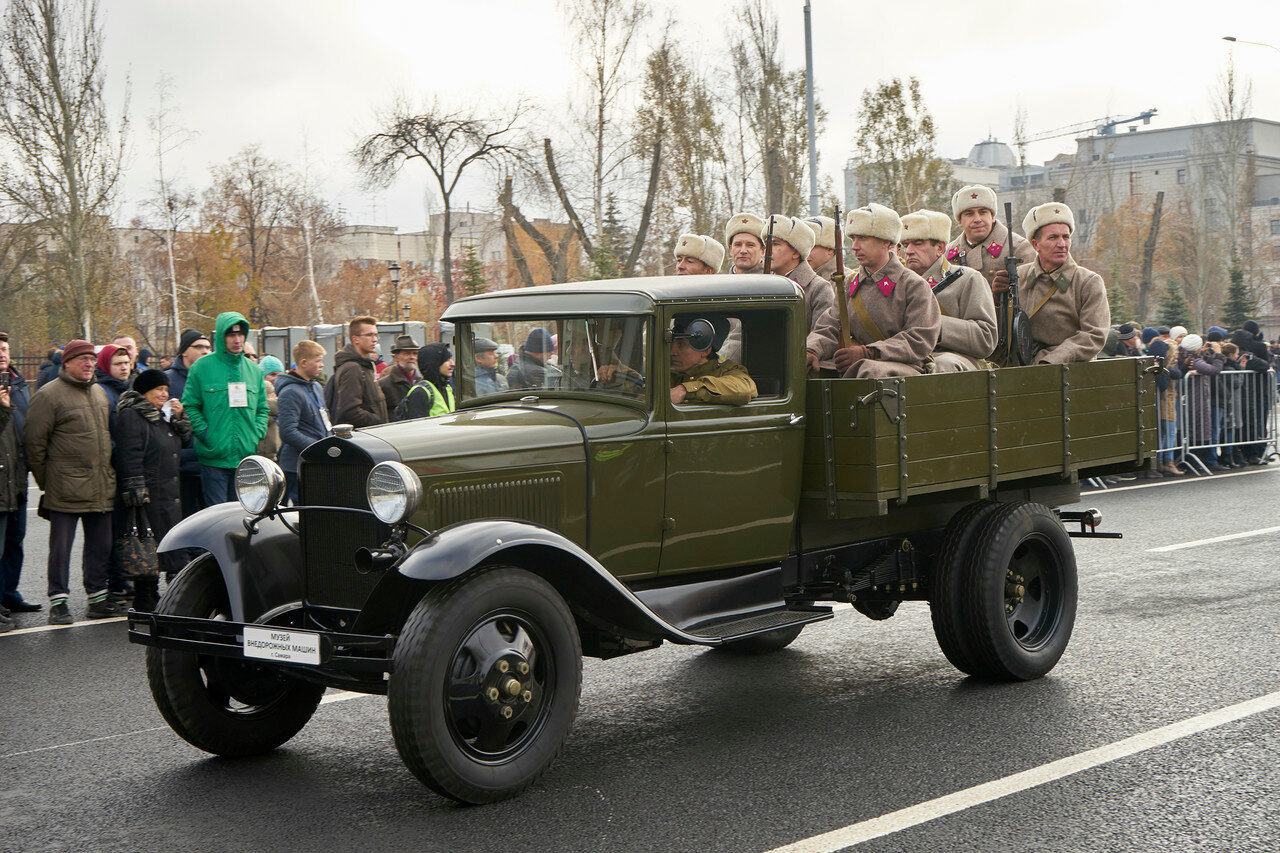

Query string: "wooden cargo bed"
[[800, 358, 1157, 521]]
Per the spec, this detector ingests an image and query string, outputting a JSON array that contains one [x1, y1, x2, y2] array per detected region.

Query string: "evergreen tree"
[[1156, 279, 1191, 328], [1220, 262, 1252, 329], [1107, 285, 1132, 323], [456, 245, 488, 299], [589, 193, 630, 280]]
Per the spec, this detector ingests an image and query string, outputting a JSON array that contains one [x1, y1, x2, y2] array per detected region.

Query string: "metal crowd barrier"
[[1175, 368, 1278, 475]]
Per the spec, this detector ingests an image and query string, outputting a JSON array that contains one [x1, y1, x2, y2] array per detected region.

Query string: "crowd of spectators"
[[1099, 321, 1277, 480]]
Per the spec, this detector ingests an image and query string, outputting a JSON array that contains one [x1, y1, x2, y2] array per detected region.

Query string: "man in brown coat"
[[332, 315, 388, 427], [24, 340, 118, 623], [899, 209, 997, 371], [807, 203, 941, 379], [765, 215, 836, 371], [378, 334, 420, 414], [946, 185, 1035, 293], [804, 215, 838, 281], [724, 213, 766, 275], [1017, 202, 1110, 364]]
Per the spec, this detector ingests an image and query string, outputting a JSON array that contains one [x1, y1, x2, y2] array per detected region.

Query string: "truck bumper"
[[127, 611, 397, 692]]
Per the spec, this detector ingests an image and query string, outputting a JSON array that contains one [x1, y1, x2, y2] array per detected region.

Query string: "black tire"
[[388, 565, 582, 804], [962, 502, 1077, 681], [930, 500, 1004, 675], [145, 554, 325, 756], [713, 625, 804, 655]]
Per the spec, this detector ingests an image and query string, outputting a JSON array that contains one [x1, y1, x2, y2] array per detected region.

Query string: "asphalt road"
[[2, 469, 1278, 852]]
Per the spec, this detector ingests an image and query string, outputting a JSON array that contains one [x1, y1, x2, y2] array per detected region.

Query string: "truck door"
[[659, 305, 807, 575]]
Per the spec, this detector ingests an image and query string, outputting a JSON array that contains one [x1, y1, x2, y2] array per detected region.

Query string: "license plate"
[[243, 626, 321, 665]]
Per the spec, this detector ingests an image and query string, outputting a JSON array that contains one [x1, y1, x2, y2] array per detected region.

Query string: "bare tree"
[[147, 75, 195, 349], [1201, 55, 1253, 263], [0, 0, 128, 339], [561, 0, 649, 237], [354, 99, 526, 304], [853, 77, 951, 213]]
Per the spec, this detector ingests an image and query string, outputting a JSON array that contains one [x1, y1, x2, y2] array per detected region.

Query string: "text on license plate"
[[243, 626, 321, 665]]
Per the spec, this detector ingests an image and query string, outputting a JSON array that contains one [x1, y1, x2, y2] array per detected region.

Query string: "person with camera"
[[114, 369, 192, 609], [1177, 334, 1225, 472]]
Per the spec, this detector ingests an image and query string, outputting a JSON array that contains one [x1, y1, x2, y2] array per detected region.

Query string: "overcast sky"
[[100, 0, 1279, 232]]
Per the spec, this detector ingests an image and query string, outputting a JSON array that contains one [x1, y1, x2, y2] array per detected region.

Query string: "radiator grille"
[[429, 475, 562, 530], [299, 460, 390, 610]]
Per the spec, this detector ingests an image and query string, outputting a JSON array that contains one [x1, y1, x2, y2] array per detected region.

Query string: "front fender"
[[158, 503, 302, 623], [395, 519, 706, 644]]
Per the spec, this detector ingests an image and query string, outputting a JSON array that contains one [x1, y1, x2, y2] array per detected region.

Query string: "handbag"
[[116, 506, 159, 579]]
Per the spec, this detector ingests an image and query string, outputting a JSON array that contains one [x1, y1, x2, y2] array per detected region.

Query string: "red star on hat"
[[1054, 208, 1060, 213], [971, 192, 978, 199], [741, 218, 748, 223]]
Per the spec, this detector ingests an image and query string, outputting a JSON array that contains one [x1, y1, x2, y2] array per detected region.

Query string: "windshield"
[[455, 315, 648, 404]]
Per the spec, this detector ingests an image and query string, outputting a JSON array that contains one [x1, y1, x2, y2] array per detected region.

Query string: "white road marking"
[[762, 689, 1280, 853], [0, 616, 127, 637], [1145, 525, 1280, 553], [320, 690, 372, 705], [3, 726, 169, 759], [4, 690, 375, 759], [1086, 465, 1276, 494]]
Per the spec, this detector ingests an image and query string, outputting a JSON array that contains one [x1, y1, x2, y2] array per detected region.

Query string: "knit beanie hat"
[[133, 368, 170, 396], [1141, 327, 1159, 344], [523, 328, 555, 353], [96, 344, 122, 374], [1179, 334, 1204, 352], [258, 355, 285, 375], [60, 339, 94, 364], [177, 328, 210, 358]]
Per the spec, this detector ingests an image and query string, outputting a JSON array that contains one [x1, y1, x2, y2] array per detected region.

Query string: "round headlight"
[[367, 461, 423, 525], [236, 455, 286, 516]]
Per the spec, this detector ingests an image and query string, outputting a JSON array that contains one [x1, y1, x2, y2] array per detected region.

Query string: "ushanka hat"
[[899, 209, 952, 244], [845, 203, 902, 244], [1023, 202, 1076, 239], [673, 234, 725, 272], [803, 216, 837, 250], [952, 185, 998, 219], [763, 215, 816, 258], [724, 213, 765, 246]]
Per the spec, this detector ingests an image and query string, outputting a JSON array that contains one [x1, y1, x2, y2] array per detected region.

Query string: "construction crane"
[[1022, 109, 1159, 144]]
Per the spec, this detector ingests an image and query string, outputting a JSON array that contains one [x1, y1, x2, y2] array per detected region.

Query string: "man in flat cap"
[[669, 314, 756, 406], [724, 213, 766, 275], [946, 185, 1035, 291], [804, 215, 839, 282], [899, 209, 997, 372], [471, 336, 509, 396], [674, 234, 725, 275], [807, 203, 941, 378], [764, 214, 835, 345], [1017, 202, 1110, 363]]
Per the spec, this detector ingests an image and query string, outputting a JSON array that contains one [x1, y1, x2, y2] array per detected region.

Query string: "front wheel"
[[145, 555, 325, 756], [389, 565, 582, 804], [961, 502, 1078, 681]]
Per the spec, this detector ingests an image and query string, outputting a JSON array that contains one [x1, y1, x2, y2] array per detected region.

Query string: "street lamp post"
[[388, 262, 401, 321], [1222, 36, 1280, 57], [402, 304, 410, 322]]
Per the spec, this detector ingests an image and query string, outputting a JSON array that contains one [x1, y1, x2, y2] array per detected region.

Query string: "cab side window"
[[719, 310, 787, 399]]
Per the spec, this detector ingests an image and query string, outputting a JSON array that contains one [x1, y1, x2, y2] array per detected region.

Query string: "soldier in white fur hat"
[[804, 215, 838, 282], [673, 234, 725, 275], [899, 209, 997, 372], [946, 184, 1035, 293], [1016, 202, 1110, 363], [807, 203, 940, 379], [763, 216, 835, 364], [724, 213, 766, 275]]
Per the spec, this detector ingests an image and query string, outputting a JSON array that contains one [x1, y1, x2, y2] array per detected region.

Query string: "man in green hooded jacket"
[[182, 311, 268, 505]]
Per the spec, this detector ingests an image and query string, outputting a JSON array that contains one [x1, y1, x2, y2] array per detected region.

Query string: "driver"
[[560, 330, 643, 394], [669, 315, 756, 406]]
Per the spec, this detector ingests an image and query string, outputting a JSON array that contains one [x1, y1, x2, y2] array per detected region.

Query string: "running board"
[[685, 605, 833, 642]]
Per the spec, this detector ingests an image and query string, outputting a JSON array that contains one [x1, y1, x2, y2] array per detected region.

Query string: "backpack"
[[322, 371, 338, 419]]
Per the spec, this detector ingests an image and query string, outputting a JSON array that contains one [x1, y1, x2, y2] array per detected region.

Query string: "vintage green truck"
[[128, 275, 1154, 804]]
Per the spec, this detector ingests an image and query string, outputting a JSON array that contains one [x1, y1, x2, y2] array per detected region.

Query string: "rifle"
[[832, 205, 852, 349], [762, 214, 774, 275], [1004, 202, 1035, 365]]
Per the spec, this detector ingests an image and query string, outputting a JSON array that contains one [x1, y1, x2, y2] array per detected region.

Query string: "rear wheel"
[[146, 555, 325, 756], [389, 565, 582, 803], [930, 501, 1003, 675], [961, 502, 1077, 680]]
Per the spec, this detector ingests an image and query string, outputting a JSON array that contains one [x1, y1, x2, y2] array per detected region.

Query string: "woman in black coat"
[[115, 369, 193, 610]]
